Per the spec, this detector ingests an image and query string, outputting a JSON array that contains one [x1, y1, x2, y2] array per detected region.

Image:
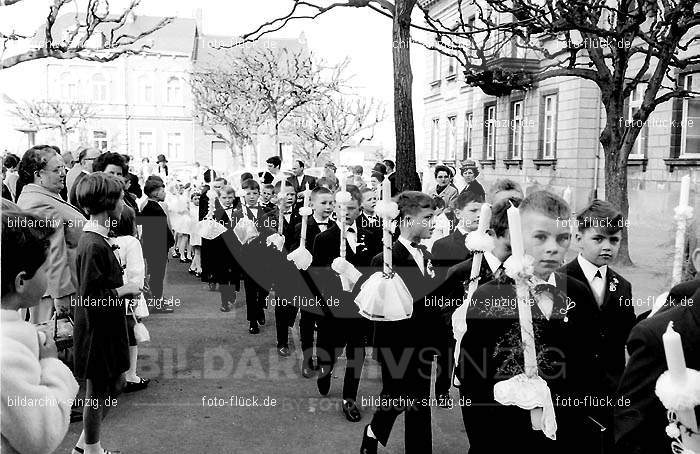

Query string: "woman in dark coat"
[[72, 172, 141, 454]]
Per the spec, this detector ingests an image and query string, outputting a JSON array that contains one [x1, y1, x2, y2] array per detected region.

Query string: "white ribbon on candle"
[[672, 175, 694, 286]]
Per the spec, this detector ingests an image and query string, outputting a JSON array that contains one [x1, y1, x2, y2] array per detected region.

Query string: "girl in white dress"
[[165, 183, 191, 261], [188, 191, 202, 276]]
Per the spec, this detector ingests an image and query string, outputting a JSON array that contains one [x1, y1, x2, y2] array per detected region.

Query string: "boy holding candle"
[[311, 185, 382, 422], [360, 190, 442, 454], [260, 183, 276, 214], [359, 187, 381, 236], [454, 190, 604, 454], [212, 185, 241, 313]]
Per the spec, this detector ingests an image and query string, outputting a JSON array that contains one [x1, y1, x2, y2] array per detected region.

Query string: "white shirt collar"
[[336, 220, 358, 232], [82, 219, 110, 238], [483, 251, 501, 274], [577, 254, 607, 282]]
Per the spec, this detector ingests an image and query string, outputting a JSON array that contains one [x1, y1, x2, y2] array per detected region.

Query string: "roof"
[[35, 14, 198, 57], [194, 34, 306, 69]]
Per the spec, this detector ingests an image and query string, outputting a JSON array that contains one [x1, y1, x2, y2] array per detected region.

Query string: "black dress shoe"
[[302, 367, 314, 378], [360, 424, 378, 454], [317, 368, 331, 396], [342, 399, 362, 422], [258, 315, 266, 326], [123, 377, 151, 393], [249, 323, 260, 334]]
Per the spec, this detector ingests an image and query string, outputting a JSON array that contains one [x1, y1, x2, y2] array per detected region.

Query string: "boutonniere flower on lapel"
[[558, 298, 577, 323], [609, 277, 619, 292], [426, 259, 436, 278], [110, 244, 120, 251]]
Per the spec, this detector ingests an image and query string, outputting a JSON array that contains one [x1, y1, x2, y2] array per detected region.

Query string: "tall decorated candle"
[[506, 203, 525, 259], [339, 170, 347, 259], [299, 186, 311, 247], [680, 175, 690, 208], [663, 321, 687, 383], [278, 180, 286, 235], [477, 203, 492, 233], [382, 178, 393, 274]]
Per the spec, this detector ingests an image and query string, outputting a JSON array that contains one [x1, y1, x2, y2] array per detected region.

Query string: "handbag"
[[132, 312, 150, 343], [133, 294, 149, 318], [53, 313, 74, 351]]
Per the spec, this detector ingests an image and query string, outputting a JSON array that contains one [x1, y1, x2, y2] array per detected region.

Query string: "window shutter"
[[538, 95, 545, 158], [508, 102, 514, 159], [483, 106, 489, 160]]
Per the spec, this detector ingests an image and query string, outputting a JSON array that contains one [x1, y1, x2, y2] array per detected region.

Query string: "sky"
[[0, 0, 428, 156]]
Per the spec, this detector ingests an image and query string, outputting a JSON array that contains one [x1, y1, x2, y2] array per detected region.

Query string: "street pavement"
[[58, 259, 468, 453]]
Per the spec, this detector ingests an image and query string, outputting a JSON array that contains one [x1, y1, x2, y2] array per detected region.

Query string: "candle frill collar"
[[375, 200, 399, 219], [674, 205, 694, 222], [465, 230, 495, 253], [504, 254, 535, 281]]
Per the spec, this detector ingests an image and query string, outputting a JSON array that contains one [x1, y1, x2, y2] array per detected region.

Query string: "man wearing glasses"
[[67, 147, 101, 206]]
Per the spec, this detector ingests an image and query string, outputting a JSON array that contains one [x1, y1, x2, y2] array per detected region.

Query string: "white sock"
[[75, 430, 86, 449], [125, 346, 139, 382], [84, 441, 102, 454], [367, 424, 377, 439]]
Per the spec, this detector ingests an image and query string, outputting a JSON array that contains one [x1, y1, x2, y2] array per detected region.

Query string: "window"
[[463, 112, 474, 159], [166, 77, 182, 104], [681, 75, 700, 156], [138, 131, 154, 158], [432, 52, 442, 82], [92, 73, 108, 102], [446, 56, 457, 79], [484, 105, 496, 160], [167, 132, 183, 160], [510, 100, 523, 159], [627, 83, 648, 158], [446, 116, 457, 161], [542, 94, 558, 158], [60, 73, 76, 100], [430, 118, 440, 160], [93, 130, 108, 150], [138, 75, 153, 103]]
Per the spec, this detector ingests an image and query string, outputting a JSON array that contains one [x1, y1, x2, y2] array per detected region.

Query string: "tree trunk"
[[392, 0, 421, 192], [600, 105, 633, 266], [274, 120, 281, 160]]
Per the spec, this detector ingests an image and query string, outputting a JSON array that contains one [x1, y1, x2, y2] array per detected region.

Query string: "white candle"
[[278, 181, 286, 235], [679, 175, 690, 208], [299, 188, 311, 248], [338, 170, 347, 259], [382, 178, 392, 273], [563, 186, 572, 207], [507, 203, 525, 259], [663, 321, 687, 383], [477, 203, 492, 232]]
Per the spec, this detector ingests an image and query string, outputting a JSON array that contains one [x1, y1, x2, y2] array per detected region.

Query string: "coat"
[[16, 183, 86, 299]]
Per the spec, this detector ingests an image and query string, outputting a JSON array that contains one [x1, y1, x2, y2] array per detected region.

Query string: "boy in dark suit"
[[260, 183, 276, 214], [232, 179, 267, 334], [433, 197, 520, 405], [615, 287, 700, 454], [287, 187, 334, 376], [213, 185, 241, 313], [360, 191, 441, 454], [559, 200, 635, 395], [455, 191, 604, 454], [358, 187, 381, 236], [258, 182, 302, 352], [139, 177, 175, 312], [311, 185, 381, 422]]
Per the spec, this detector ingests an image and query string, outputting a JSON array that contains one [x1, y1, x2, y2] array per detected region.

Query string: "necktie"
[[493, 263, 505, 279], [592, 269, 605, 307], [533, 283, 556, 319], [347, 226, 356, 233]]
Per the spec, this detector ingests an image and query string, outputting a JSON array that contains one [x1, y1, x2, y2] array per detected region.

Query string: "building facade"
[[421, 0, 700, 217]]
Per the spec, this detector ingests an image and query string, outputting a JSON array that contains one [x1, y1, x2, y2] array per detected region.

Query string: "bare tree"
[[13, 99, 98, 151], [0, 0, 173, 69], [190, 68, 266, 168], [286, 96, 385, 164]]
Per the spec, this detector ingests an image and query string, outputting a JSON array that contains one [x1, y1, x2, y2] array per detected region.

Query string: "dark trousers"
[[220, 284, 237, 307], [317, 317, 368, 401], [369, 345, 433, 453], [299, 311, 322, 367], [145, 255, 167, 300], [434, 316, 455, 396], [275, 302, 298, 348], [243, 275, 267, 323]]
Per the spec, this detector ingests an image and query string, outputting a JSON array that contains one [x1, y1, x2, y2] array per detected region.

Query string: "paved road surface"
[[58, 260, 467, 453]]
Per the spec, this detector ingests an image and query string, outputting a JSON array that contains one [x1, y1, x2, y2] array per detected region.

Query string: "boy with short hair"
[[559, 199, 634, 452], [311, 185, 381, 421], [1, 210, 79, 454], [232, 179, 267, 334], [213, 185, 241, 313], [455, 191, 604, 454], [361, 191, 441, 454], [260, 184, 276, 214], [358, 187, 381, 235]]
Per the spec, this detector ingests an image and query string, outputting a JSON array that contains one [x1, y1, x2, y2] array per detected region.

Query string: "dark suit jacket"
[[437, 255, 498, 318], [559, 259, 636, 393], [457, 272, 605, 451], [615, 293, 700, 454], [358, 212, 382, 237], [2, 183, 12, 201], [139, 200, 174, 259], [211, 206, 241, 284], [460, 179, 485, 201], [388, 172, 398, 197], [286, 174, 317, 194], [431, 228, 472, 280]]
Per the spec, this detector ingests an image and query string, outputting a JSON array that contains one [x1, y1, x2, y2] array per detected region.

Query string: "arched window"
[[92, 73, 108, 102], [166, 76, 181, 104], [138, 75, 153, 103]]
